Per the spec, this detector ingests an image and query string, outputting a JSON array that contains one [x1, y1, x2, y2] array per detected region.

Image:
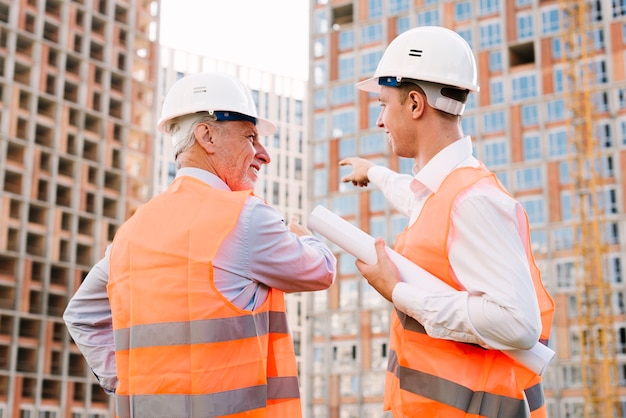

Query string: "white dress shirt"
[[368, 136, 542, 350]]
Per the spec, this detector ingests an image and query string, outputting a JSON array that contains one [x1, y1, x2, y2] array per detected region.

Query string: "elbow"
[[509, 316, 541, 350]]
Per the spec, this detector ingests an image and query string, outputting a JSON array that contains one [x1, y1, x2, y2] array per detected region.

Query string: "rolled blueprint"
[[307, 205, 555, 376]]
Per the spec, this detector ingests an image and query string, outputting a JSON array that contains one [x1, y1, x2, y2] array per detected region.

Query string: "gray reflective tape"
[[115, 381, 300, 417], [116, 385, 269, 418], [268, 311, 290, 334], [114, 310, 290, 350], [398, 365, 531, 418], [524, 381, 545, 412], [388, 347, 544, 416], [267, 376, 300, 399], [396, 310, 426, 333]]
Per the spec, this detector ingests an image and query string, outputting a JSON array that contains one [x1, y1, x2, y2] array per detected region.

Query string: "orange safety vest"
[[385, 165, 555, 418], [107, 176, 302, 418]]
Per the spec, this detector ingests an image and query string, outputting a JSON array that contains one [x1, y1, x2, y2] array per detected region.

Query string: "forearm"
[[63, 255, 117, 393]]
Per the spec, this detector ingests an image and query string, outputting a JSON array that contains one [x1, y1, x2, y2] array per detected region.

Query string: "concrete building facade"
[[0, 0, 158, 416], [306, 0, 626, 417]]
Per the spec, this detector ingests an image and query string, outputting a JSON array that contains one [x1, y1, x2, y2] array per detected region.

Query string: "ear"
[[194, 123, 215, 153], [408, 90, 426, 119]]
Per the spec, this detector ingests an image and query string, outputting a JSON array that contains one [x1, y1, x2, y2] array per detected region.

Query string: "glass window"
[[398, 158, 414, 175], [314, 37, 327, 57], [489, 50, 503, 72], [517, 13, 534, 39], [361, 50, 383, 75], [369, 216, 386, 241], [314, 62, 327, 86], [396, 16, 411, 34], [516, 166, 543, 190], [314, 10, 329, 33], [483, 139, 508, 167], [546, 99, 565, 122], [370, 308, 390, 333], [479, 0, 501, 15], [339, 137, 357, 159], [521, 104, 539, 126], [548, 129, 568, 157], [362, 283, 387, 308], [555, 260, 575, 288], [523, 133, 541, 161], [360, 133, 386, 155], [368, 0, 383, 18], [361, 23, 383, 44], [552, 227, 574, 250], [331, 312, 358, 336], [457, 28, 473, 46], [391, 215, 408, 237], [370, 338, 388, 369], [551, 37, 562, 59], [338, 30, 355, 50], [369, 190, 386, 212], [512, 73, 537, 101], [313, 168, 328, 196], [614, 0, 626, 17], [332, 110, 356, 137], [340, 374, 359, 397], [339, 279, 358, 307], [389, 0, 410, 14], [541, 7, 560, 35], [520, 196, 546, 225], [480, 21, 502, 48], [490, 79, 504, 104], [331, 84, 355, 106], [313, 344, 326, 372], [332, 193, 358, 216], [482, 110, 506, 133], [338, 55, 355, 80], [314, 141, 328, 163], [462, 115, 476, 135], [331, 340, 358, 369], [417, 9, 440, 26], [455, 1, 472, 21], [314, 90, 326, 110], [530, 230, 547, 254], [368, 102, 380, 129]]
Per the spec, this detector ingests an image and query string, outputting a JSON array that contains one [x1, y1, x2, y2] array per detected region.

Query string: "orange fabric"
[[107, 176, 301, 417], [385, 165, 554, 417]]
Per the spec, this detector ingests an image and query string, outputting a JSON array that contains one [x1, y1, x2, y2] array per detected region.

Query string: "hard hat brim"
[[356, 77, 380, 93]]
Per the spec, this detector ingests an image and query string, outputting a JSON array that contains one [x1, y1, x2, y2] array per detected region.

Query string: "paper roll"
[[307, 205, 555, 375]]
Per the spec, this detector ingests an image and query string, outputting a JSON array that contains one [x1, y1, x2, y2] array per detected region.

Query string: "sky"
[[158, 0, 310, 80]]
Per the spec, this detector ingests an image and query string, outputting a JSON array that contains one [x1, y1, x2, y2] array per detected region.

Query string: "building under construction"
[[307, 0, 626, 417], [1, 0, 626, 417]]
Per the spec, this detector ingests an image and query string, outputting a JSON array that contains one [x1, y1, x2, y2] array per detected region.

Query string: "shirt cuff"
[[368, 165, 393, 185]]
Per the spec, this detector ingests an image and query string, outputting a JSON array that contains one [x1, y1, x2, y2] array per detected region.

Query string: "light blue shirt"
[[63, 167, 336, 393]]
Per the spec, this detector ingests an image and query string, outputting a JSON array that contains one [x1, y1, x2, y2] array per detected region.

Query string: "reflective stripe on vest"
[[393, 311, 545, 414], [113, 310, 288, 350], [115, 378, 300, 418]]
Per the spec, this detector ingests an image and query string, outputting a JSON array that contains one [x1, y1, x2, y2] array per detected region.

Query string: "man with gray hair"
[[64, 72, 336, 418]]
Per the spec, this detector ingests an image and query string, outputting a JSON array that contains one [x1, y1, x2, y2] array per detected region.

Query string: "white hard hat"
[[356, 26, 479, 115], [157, 72, 277, 136]]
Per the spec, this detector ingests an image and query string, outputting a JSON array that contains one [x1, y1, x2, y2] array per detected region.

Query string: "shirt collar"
[[176, 167, 231, 191], [414, 136, 475, 193]]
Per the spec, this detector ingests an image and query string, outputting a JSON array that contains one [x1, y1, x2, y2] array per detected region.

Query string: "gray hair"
[[164, 112, 217, 160]]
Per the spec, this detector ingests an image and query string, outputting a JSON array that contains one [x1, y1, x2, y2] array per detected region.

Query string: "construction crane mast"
[[558, 0, 622, 416]]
